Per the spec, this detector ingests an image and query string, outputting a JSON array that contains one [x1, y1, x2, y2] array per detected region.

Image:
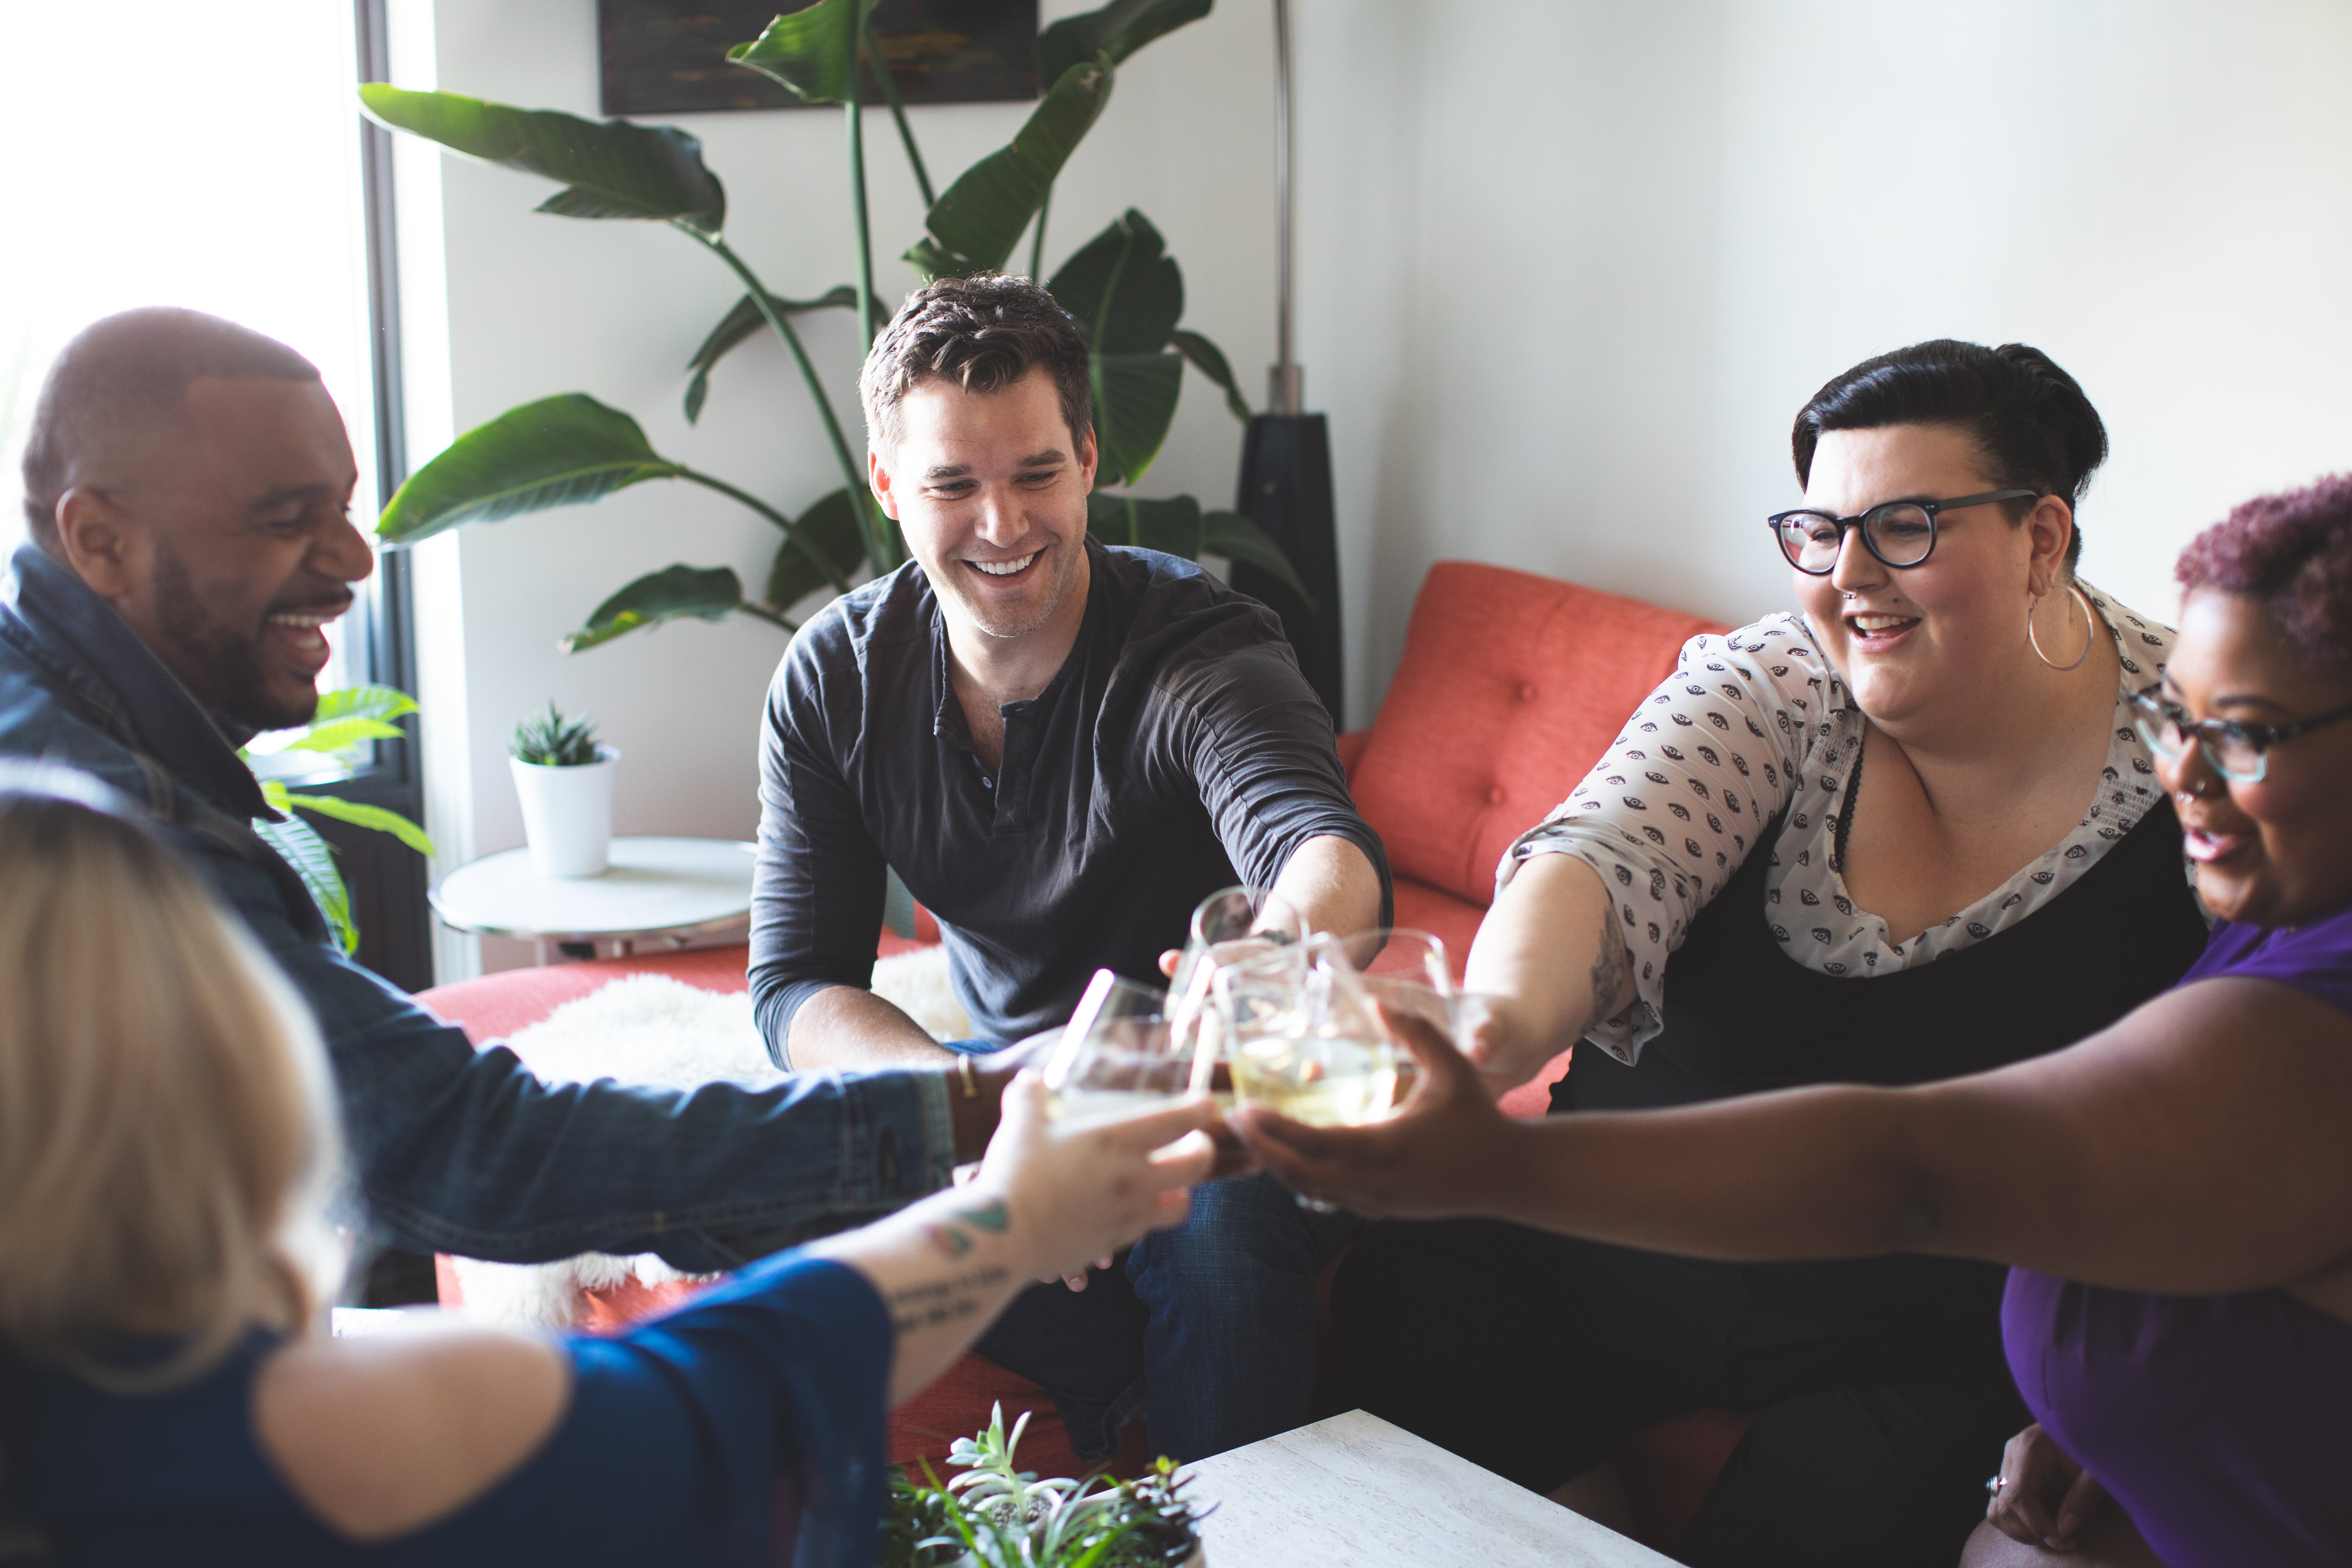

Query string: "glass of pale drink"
[[1042, 969, 1212, 1127]]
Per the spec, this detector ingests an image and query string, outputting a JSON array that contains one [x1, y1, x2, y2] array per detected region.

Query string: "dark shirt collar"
[[3, 542, 271, 820], [926, 536, 1111, 744]]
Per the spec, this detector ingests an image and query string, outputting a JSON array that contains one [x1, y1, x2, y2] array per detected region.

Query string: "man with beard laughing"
[[750, 275, 1391, 1464], [0, 307, 1020, 1286]]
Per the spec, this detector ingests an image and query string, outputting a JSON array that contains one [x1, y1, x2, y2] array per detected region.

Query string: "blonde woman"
[[0, 765, 1217, 1566]]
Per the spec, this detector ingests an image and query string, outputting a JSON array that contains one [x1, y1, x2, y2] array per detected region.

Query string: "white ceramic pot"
[[510, 745, 619, 878]]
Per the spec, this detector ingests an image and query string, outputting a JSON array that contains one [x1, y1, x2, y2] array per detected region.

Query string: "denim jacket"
[[0, 544, 957, 1271]]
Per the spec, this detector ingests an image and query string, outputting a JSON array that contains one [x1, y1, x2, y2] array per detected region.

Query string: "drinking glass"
[[1168, 886, 1304, 1030], [1041, 969, 1212, 1128], [1329, 928, 1454, 1110], [1212, 933, 1403, 1130]]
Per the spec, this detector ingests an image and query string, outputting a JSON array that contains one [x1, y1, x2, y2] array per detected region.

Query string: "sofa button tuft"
[[1486, 785, 1507, 806], [1517, 681, 1538, 702]]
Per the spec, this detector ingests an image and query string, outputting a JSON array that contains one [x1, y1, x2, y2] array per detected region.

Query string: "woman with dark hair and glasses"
[[1329, 341, 2213, 1566], [1244, 481, 2352, 1566]]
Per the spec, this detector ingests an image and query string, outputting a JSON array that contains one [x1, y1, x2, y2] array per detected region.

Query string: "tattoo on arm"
[[887, 1266, 1011, 1335], [922, 1199, 1013, 1260], [1581, 897, 1631, 1040]]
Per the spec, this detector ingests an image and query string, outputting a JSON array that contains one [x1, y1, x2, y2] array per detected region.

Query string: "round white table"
[[429, 836, 758, 964]]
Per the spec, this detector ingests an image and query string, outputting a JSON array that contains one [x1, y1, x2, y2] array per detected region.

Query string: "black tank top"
[[1557, 797, 2212, 1354]]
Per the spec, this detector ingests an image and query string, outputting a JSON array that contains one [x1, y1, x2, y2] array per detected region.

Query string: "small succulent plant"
[[509, 702, 603, 767], [883, 1404, 1205, 1568]]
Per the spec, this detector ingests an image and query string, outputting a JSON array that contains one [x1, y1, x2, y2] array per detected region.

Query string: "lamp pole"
[[1231, 0, 1344, 723]]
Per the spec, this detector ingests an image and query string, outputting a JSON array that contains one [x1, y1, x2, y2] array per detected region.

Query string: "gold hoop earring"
[[2030, 582, 2094, 672]]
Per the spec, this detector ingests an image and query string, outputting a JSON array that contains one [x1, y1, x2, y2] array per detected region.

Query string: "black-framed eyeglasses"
[[1766, 489, 2038, 575], [2128, 682, 2352, 784]]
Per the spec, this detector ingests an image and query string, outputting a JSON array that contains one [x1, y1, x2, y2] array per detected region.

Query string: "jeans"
[[975, 1171, 1356, 1464]]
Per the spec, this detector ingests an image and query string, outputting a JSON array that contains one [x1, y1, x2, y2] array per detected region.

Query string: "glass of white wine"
[[1168, 887, 1303, 1027], [1329, 928, 1454, 1111], [1042, 969, 1212, 1128], [1213, 933, 1404, 1129]]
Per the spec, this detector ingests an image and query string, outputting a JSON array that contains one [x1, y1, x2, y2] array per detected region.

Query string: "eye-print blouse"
[[1507, 583, 2183, 1064]]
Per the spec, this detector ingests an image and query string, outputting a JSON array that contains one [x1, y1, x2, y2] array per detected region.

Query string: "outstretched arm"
[[1235, 980, 2352, 1304], [1458, 854, 1636, 1094], [808, 1077, 1217, 1401]]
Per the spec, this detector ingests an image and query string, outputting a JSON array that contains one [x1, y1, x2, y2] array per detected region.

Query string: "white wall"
[[1294, 0, 2352, 722], [405, 0, 1277, 973]]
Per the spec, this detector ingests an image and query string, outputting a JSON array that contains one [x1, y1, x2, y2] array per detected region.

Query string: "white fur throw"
[[447, 947, 971, 1327]]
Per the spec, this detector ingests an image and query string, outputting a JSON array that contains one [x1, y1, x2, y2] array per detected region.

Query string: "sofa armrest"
[[1335, 728, 1371, 783]]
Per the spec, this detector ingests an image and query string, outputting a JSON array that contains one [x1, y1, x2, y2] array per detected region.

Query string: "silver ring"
[[1984, 1475, 2006, 1495]]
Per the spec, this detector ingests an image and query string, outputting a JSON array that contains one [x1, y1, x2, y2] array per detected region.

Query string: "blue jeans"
[[974, 1171, 1357, 1464]]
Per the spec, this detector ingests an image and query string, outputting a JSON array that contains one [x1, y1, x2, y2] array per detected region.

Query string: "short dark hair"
[[1790, 340, 2108, 568], [2175, 474, 2352, 672], [21, 308, 320, 546], [860, 274, 1092, 455]]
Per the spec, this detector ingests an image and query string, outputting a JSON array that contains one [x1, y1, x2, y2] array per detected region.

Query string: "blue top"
[[2002, 902, 2352, 1567], [0, 542, 957, 1270], [1, 1254, 891, 1568]]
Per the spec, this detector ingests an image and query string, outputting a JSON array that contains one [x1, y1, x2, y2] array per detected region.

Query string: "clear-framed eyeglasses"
[[1767, 490, 2038, 575], [2128, 682, 2352, 784]]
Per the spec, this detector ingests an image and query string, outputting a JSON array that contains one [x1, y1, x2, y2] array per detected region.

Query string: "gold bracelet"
[[956, 1053, 979, 1100]]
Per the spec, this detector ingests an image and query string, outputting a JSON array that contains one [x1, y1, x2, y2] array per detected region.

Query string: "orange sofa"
[[417, 560, 1744, 1548]]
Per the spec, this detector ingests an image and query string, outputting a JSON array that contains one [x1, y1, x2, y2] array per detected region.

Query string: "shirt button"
[[1486, 786, 1506, 806]]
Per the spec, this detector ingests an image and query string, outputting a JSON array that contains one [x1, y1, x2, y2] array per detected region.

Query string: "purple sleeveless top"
[[2002, 903, 2352, 1568]]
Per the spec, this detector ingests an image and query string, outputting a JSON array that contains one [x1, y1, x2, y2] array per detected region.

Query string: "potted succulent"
[[507, 703, 618, 877], [885, 1405, 1206, 1568]]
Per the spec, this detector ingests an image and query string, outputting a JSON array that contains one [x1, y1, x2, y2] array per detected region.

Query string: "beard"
[[150, 537, 320, 733]]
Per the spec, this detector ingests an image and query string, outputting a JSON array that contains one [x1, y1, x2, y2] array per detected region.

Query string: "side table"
[[429, 836, 757, 965]]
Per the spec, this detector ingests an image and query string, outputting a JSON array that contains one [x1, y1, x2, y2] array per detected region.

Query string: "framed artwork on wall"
[[599, 0, 1041, 116]]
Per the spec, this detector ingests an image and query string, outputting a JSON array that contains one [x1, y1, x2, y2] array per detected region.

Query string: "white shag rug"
[[448, 947, 971, 1328]]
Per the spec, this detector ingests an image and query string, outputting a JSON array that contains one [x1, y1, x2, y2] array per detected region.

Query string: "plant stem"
[[1029, 182, 1053, 282], [734, 601, 798, 631], [675, 466, 855, 596], [848, 16, 876, 350], [690, 229, 892, 575], [867, 20, 934, 209]]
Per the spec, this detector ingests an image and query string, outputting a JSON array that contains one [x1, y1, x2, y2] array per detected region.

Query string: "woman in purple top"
[[1233, 474, 2352, 1568]]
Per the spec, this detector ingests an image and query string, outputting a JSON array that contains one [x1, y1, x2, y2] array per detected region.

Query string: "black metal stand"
[[1233, 412, 1343, 723]]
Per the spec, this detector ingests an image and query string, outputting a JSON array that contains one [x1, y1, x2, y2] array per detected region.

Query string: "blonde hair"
[[0, 766, 344, 1390]]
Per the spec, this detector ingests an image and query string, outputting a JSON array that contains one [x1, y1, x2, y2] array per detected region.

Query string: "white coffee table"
[[429, 836, 758, 964], [1180, 1410, 1676, 1568]]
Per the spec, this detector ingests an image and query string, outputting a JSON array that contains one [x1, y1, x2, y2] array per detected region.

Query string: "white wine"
[[1227, 1037, 1398, 1127], [1045, 1087, 1179, 1129]]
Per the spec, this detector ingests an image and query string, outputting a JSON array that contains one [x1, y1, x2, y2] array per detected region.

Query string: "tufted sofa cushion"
[[1350, 562, 1726, 908]]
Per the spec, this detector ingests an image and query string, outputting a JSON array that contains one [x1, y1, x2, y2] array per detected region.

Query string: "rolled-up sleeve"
[[750, 625, 890, 1066], [1503, 619, 1821, 1059], [1165, 640, 1393, 926]]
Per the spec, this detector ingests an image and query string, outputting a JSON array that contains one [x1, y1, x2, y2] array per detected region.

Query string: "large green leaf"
[[1200, 507, 1309, 602], [685, 286, 875, 424], [1170, 328, 1251, 423], [764, 488, 867, 611], [378, 394, 680, 544], [727, 0, 876, 103], [1091, 351, 1183, 487], [286, 792, 436, 858], [272, 684, 421, 761], [1036, 0, 1213, 88], [562, 565, 754, 653], [358, 84, 726, 236], [253, 797, 356, 954], [1047, 209, 1183, 354], [906, 58, 1115, 280]]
